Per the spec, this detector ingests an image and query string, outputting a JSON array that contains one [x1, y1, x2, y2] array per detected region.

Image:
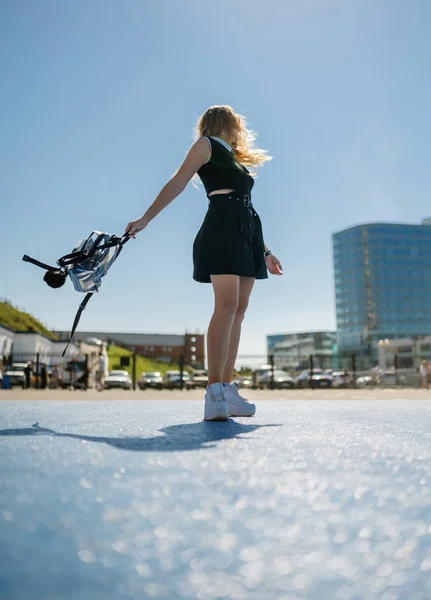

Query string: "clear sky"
[[1, 0, 430, 362]]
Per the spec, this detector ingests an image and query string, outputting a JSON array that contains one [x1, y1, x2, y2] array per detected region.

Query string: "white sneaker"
[[204, 383, 229, 421], [223, 382, 256, 417]]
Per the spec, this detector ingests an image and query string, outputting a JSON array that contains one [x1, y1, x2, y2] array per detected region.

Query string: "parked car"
[[138, 372, 163, 390], [259, 370, 294, 389], [294, 369, 333, 388], [104, 370, 132, 390], [163, 370, 190, 389], [356, 375, 373, 388], [234, 376, 252, 389], [5, 363, 27, 388], [186, 370, 208, 390], [252, 365, 273, 388], [326, 370, 352, 388]]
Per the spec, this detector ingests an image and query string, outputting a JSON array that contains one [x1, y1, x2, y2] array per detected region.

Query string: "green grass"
[[107, 344, 179, 377], [0, 301, 58, 340]]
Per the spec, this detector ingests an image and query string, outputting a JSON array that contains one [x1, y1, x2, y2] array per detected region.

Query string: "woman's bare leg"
[[221, 277, 255, 383], [207, 275, 240, 385]]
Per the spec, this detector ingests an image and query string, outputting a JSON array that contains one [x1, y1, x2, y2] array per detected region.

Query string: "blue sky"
[[1, 0, 430, 361]]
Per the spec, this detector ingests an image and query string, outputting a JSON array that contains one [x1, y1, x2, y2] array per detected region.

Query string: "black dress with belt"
[[193, 137, 268, 284]]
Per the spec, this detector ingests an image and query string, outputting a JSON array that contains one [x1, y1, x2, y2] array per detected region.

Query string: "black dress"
[[193, 137, 268, 284]]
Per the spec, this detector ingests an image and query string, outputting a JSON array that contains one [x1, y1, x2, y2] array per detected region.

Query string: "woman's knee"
[[235, 298, 249, 321], [214, 294, 239, 317]]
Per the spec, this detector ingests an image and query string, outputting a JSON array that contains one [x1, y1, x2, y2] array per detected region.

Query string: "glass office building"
[[333, 218, 431, 362], [267, 331, 337, 369]]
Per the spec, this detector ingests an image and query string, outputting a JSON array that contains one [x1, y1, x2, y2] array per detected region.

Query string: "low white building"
[[1, 328, 79, 366], [50, 341, 79, 363], [0, 325, 14, 362], [12, 332, 54, 364], [1, 324, 108, 389]]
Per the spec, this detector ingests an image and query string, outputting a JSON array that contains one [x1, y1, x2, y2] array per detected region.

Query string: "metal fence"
[[1, 352, 188, 391], [1, 350, 425, 390]]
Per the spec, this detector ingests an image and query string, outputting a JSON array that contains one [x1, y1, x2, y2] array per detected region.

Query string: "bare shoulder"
[[171, 138, 212, 187], [181, 138, 211, 169], [190, 137, 212, 162]]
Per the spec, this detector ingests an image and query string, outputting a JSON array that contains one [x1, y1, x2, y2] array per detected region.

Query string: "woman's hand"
[[125, 217, 148, 239], [266, 253, 283, 275]]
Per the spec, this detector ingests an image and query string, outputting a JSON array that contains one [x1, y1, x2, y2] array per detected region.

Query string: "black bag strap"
[[61, 293, 93, 357], [57, 234, 129, 268], [110, 233, 130, 260], [22, 254, 61, 272], [57, 250, 89, 267], [57, 233, 106, 267]]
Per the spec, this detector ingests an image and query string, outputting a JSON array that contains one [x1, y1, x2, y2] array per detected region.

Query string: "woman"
[[126, 105, 282, 421]]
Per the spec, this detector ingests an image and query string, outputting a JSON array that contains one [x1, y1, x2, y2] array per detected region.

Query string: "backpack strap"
[[110, 233, 130, 260], [61, 292, 93, 357], [22, 255, 60, 272], [57, 250, 89, 267], [57, 234, 129, 268]]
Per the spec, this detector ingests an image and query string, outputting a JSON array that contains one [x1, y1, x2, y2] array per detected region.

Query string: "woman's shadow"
[[0, 421, 281, 453]]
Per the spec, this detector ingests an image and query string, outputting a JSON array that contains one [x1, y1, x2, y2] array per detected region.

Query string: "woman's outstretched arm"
[[125, 138, 210, 237]]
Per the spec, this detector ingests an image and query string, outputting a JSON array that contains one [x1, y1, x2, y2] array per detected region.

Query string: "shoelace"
[[230, 382, 250, 403]]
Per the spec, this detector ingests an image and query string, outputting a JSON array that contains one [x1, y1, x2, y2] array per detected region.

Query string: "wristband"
[[264, 250, 272, 257]]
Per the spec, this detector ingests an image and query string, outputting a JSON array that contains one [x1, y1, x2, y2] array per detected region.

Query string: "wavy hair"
[[195, 105, 271, 170]]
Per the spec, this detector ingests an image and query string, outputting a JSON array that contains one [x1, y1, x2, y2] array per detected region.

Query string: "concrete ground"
[[0, 397, 430, 600]]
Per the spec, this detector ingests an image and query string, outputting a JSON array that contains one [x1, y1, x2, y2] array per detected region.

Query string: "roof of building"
[[0, 324, 15, 335], [267, 330, 336, 338], [52, 331, 192, 347], [333, 220, 431, 237]]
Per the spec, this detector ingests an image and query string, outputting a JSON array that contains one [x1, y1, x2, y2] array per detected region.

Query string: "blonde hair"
[[195, 105, 271, 170]]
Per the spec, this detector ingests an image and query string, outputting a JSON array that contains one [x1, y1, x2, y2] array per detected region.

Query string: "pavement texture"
[[0, 399, 430, 600]]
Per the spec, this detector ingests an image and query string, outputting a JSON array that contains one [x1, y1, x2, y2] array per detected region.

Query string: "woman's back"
[[197, 137, 254, 196]]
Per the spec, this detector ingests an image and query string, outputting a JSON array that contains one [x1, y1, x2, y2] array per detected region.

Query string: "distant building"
[[267, 331, 337, 370], [0, 325, 78, 365], [333, 218, 431, 365], [0, 325, 14, 362], [376, 336, 431, 370], [53, 331, 205, 368]]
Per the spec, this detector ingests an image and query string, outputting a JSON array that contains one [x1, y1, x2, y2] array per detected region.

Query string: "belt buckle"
[[243, 194, 251, 207]]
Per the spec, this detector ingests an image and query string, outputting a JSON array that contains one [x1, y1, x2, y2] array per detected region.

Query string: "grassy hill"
[[0, 301, 58, 340], [107, 344, 179, 377]]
